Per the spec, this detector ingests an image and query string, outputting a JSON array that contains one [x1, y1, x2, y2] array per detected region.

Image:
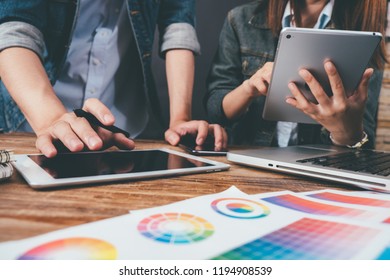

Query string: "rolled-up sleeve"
[[160, 22, 200, 55], [0, 21, 45, 60]]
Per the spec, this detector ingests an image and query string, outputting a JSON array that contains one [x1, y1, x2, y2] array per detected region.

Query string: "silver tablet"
[[12, 148, 230, 189], [263, 27, 382, 124]]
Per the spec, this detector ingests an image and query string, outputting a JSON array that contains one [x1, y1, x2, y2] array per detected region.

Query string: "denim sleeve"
[[0, 21, 45, 60], [158, 0, 200, 54], [158, 0, 195, 27], [0, 1, 46, 24], [205, 13, 244, 126]]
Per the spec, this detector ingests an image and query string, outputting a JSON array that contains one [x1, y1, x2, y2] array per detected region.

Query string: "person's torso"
[[51, 0, 149, 137]]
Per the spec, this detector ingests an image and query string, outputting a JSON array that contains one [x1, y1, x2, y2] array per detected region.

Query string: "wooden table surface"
[[0, 133, 360, 242]]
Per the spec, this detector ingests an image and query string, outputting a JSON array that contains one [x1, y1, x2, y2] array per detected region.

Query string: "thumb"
[[164, 129, 181, 146]]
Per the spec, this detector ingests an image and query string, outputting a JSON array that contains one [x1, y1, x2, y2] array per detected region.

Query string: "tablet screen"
[[28, 150, 212, 179]]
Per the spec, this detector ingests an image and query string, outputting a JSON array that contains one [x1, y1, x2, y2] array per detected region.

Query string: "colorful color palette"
[[211, 198, 270, 219], [138, 213, 214, 244], [213, 218, 381, 260], [263, 194, 372, 218], [307, 192, 390, 208], [17, 237, 117, 260]]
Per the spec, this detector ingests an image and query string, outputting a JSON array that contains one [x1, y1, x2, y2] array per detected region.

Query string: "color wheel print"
[[138, 213, 214, 244], [211, 198, 270, 219], [17, 237, 117, 260]]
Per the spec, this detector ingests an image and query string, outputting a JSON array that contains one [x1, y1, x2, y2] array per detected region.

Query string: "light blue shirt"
[[57, 0, 149, 138], [276, 0, 333, 147]]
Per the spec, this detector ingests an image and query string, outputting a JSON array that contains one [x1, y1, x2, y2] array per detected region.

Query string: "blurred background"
[[152, 0, 250, 123]]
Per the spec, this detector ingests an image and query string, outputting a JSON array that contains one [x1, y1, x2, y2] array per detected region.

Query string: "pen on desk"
[[73, 109, 131, 138]]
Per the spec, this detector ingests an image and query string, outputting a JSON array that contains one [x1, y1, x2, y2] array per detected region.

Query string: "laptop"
[[227, 145, 390, 192]]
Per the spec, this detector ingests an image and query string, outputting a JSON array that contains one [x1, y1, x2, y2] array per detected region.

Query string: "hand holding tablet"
[[263, 28, 382, 124]]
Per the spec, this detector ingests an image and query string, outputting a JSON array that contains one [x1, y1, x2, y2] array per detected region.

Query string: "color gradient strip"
[[262, 194, 372, 218], [308, 192, 390, 208], [213, 218, 381, 260]]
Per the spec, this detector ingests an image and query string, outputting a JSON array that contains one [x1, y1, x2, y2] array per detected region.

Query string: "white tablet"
[[12, 148, 230, 189], [263, 27, 382, 124]]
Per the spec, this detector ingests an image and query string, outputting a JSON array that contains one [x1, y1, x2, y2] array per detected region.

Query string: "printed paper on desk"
[[209, 191, 390, 260], [2, 186, 389, 260], [123, 188, 389, 260], [125, 187, 304, 259]]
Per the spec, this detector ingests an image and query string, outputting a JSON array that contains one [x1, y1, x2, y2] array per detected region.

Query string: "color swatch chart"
[[211, 198, 270, 219], [137, 213, 214, 244], [213, 217, 381, 260], [0, 187, 389, 260]]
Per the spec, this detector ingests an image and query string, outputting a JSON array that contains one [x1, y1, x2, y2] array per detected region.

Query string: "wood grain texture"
[[0, 133, 359, 242]]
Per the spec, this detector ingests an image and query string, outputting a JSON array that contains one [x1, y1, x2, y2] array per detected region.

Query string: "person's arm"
[[159, 0, 227, 149], [165, 49, 194, 130], [163, 49, 227, 149], [0, 47, 134, 157], [0, 47, 66, 135]]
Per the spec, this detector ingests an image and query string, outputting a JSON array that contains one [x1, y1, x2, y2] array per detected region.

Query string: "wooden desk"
[[0, 133, 358, 242]]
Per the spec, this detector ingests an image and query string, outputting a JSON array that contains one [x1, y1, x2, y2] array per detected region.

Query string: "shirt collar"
[[282, 0, 334, 29]]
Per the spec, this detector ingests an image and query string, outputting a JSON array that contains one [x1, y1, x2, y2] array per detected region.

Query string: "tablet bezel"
[[12, 148, 230, 189], [263, 27, 382, 124]]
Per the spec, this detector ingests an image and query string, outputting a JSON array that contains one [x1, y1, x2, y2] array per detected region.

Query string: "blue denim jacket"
[[206, 1, 383, 148], [0, 0, 198, 132]]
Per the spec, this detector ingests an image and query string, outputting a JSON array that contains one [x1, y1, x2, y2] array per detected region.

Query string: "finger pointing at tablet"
[[36, 98, 135, 158]]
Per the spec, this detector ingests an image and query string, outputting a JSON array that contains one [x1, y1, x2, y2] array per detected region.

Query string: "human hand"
[[286, 61, 374, 146], [35, 98, 135, 157], [164, 120, 228, 151], [242, 62, 274, 98]]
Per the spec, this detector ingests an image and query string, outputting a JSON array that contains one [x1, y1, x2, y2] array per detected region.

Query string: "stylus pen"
[[73, 109, 131, 138]]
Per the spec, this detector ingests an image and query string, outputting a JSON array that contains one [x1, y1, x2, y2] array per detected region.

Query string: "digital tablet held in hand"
[[179, 135, 227, 156], [12, 149, 230, 189], [263, 27, 382, 124]]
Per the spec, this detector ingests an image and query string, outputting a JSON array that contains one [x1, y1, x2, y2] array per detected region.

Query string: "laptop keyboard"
[[297, 150, 390, 177]]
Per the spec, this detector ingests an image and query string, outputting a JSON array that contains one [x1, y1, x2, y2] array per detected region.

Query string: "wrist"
[[169, 117, 190, 128], [330, 130, 369, 148]]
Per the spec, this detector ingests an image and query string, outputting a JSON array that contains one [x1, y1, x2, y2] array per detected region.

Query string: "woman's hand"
[[222, 62, 274, 120], [35, 98, 135, 157], [242, 62, 274, 98], [286, 60, 374, 146]]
